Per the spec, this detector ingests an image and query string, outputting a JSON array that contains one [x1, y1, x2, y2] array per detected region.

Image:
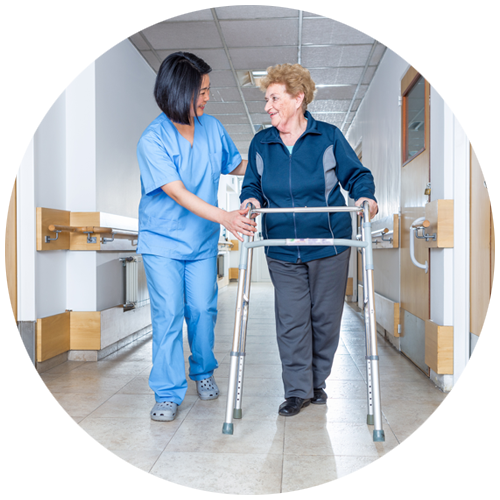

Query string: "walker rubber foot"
[[373, 430, 385, 442], [367, 414, 374, 425], [222, 423, 234, 435], [233, 408, 242, 419]]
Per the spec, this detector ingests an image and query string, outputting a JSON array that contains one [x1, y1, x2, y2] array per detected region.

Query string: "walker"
[[222, 201, 385, 442]]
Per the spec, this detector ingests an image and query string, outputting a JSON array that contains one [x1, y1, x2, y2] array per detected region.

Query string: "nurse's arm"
[[161, 180, 257, 242], [228, 159, 247, 176]]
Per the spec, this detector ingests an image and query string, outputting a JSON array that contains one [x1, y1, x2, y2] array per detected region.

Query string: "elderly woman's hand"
[[240, 198, 261, 218], [355, 197, 378, 219]]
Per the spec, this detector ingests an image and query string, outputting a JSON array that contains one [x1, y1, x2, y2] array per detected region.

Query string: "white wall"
[[346, 47, 500, 302], [26, 39, 158, 320], [95, 40, 159, 218], [34, 94, 68, 318]]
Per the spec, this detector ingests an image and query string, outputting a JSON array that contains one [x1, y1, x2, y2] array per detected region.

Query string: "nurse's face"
[[192, 74, 210, 117]]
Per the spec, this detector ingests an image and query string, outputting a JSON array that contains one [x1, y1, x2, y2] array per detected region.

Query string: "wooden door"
[[6, 181, 17, 321]]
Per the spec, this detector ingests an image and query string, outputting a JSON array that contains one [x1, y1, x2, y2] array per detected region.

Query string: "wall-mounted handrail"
[[410, 217, 428, 273], [46, 224, 138, 244]]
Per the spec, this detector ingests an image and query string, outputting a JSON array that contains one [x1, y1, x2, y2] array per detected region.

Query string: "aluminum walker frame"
[[221, 201, 385, 442]]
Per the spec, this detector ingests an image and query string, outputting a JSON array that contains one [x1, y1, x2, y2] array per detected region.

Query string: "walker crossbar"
[[222, 202, 385, 442]]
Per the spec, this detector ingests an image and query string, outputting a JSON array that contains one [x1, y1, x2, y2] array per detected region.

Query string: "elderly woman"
[[240, 63, 377, 417]]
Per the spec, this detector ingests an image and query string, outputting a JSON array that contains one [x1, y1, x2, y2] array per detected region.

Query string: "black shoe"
[[278, 397, 311, 416], [311, 388, 327, 405]]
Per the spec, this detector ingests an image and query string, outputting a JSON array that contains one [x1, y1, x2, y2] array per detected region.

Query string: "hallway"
[[40, 282, 446, 494]]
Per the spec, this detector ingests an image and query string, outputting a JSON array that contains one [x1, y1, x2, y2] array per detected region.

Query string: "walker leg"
[[223, 261, 247, 434], [362, 203, 385, 442], [233, 246, 253, 420], [361, 224, 374, 426]]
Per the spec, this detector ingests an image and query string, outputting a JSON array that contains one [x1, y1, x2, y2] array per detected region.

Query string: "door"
[[6, 180, 17, 322]]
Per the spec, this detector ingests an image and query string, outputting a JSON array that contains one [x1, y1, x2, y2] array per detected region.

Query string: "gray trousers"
[[266, 249, 350, 399]]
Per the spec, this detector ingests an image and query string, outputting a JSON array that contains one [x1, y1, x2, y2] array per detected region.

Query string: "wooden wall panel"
[[470, 147, 492, 336], [36, 207, 71, 251], [70, 311, 101, 350], [425, 320, 453, 374], [36, 312, 70, 362], [400, 77, 430, 322], [424, 199, 454, 248], [490, 202, 500, 437], [5, 180, 17, 431], [345, 277, 353, 296], [69, 212, 102, 251]]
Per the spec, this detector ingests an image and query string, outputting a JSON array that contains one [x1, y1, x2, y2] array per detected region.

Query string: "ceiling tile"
[[210, 88, 242, 102], [302, 18, 373, 45], [339, 45, 373, 66], [301, 45, 343, 67], [242, 87, 266, 100], [142, 21, 222, 49], [315, 86, 356, 100], [362, 66, 376, 84], [213, 114, 250, 125], [314, 113, 345, 125], [302, 11, 324, 17], [231, 133, 255, 141], [250, 113, 272, 125], [215, 6, 299, 19], [156, 49, 230, 70], [221, 19, 299, 47], [233, 141, 250, 152], [228, 47, 298, 70], [166, 9, 213, 22], [209, 70, 237, 87], [140, 51, 161, 72], [308, 100, 351, 112], [205, 102, 246, 114], [309, 68, 339, 85], [351, 99, 362, 111], [128, 34, 149, 51], [246, 101, 267, 114], [369, 44, 387, 66], [223, 124, 254, 135]]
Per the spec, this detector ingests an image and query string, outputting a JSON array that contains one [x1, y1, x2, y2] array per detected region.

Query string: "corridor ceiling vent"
[[236, 70, 267, 88]]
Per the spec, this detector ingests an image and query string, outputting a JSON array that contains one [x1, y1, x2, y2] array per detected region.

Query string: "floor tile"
[[284, 420, 399, 457], [165, 417, 285, 455], [79, 417, 181, 452]]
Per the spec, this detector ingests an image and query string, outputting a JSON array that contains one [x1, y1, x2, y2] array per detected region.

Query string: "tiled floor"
[[40, 282, 447, 494]]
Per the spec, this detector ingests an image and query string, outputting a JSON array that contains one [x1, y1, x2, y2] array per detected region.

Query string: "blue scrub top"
[[137, 113, 242, 260]]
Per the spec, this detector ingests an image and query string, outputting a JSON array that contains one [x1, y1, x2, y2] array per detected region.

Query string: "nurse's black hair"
[[154, 52, 212, 125]]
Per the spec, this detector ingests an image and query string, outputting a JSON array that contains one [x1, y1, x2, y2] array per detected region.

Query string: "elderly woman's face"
[[264, 83, 301, 129]]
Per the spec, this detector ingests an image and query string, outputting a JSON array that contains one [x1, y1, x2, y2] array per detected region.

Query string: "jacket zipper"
[[288, 150, 301, 261]]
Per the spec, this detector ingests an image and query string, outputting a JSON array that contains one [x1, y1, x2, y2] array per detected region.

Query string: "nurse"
[[137, 52, 256, 422]]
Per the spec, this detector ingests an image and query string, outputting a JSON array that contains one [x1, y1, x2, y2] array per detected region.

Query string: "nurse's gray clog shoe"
[[150, 401, 177, 421], [196, 375, 219, 400]]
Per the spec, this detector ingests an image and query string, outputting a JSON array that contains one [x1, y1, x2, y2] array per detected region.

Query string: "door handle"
[[410, 217, 428, 273]]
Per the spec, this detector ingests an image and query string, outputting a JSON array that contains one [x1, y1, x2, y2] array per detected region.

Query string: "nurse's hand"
[[220, 207, 258, 242], [240, 198, 261, 218]]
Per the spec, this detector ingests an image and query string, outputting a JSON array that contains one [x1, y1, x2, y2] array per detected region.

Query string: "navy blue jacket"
[[240, 111, 377, 263]]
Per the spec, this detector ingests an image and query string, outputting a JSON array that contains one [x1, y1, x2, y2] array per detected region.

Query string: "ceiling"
[[0, 5, 500, 154], [128, 6, 386, 157]]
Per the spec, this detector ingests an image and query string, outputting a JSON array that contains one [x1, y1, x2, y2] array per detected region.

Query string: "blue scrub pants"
[[142, 254, 219, 405]]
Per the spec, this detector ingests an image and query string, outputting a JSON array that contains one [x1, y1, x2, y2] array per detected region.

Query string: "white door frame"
[[431, 83, 500, 390]]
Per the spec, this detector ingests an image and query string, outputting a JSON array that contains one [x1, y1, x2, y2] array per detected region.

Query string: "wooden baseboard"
[[425, 320, 453, 374]]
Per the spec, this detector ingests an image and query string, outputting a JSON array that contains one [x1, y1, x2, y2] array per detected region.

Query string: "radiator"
[[121, 256, 149, 310]]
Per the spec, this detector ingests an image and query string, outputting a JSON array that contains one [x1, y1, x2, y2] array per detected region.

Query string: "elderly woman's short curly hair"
[[259, 63, 316, 111]]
